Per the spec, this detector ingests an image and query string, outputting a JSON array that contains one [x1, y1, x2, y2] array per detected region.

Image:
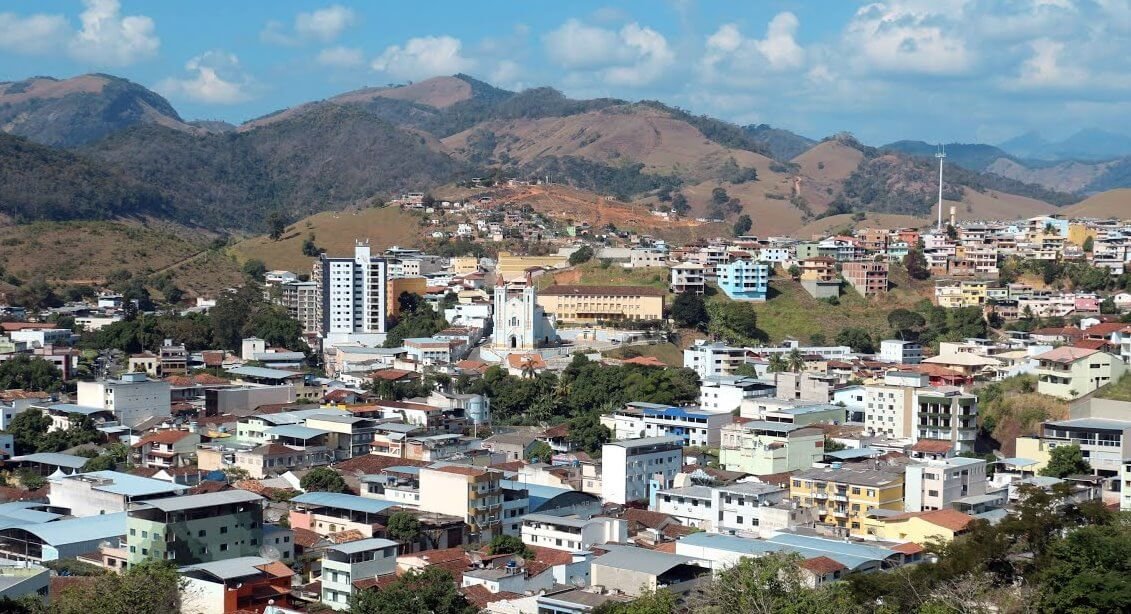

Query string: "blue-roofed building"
[[0, 512, 128, 562], [49, 470, 187, 517], [675, 531, 913, 574], [604, 401, 734, 447], [290, 492, 397, 538], [717, 259, 770, 302]]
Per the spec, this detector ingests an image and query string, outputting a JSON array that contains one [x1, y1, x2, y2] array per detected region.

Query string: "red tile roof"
[[801, 556, 847, 575], [1071, 339, 1110, 351], [883, 509, 974, 532], [462, 585, 522, 608], [334, 455, 429, 474], [132, 429, 194, 448], [891, 542, 926, 555], [623, 508, 675, 530], [909, 439, 954, 454], [372, 369, 418, 381], [1034, 346, 1100, 363], [291, 527, 325, 549], [506, 353, 548, 370]]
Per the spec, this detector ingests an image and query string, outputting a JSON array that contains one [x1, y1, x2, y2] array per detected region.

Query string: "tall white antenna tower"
[[935, 144, 947, 231]]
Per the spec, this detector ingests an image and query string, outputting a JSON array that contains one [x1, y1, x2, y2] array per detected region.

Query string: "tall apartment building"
[[862, 371, 928, 440], [719, 421, 825, 474], [717, 259, 769, 302], [126, 490, 264, 567], [790, 467, 904, 536], [279, 280, 319, 334], [842, 261, 889, 296], [418, 465, 504, 541], [684, 342, 747, 380], [670, 262, 706, 295], [312, 242, 388, 345], [915, 387, 979, 453], [601, 436, 683, 505]]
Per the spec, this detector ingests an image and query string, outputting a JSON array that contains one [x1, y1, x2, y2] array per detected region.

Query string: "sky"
[[2, 0, 1130, 145]]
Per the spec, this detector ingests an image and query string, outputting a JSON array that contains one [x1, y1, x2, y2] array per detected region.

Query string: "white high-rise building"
[[313, 242, 389, 346]]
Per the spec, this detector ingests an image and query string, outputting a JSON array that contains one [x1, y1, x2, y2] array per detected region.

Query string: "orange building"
[[387, 277, 428, 316]]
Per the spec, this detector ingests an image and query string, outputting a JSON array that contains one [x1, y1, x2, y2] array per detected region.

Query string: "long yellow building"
[[536, 285, 665, 324], [790, 467, 905, 536]]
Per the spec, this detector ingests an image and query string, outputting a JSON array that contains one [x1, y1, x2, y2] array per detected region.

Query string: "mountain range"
[[1, 72, 1128, 235]]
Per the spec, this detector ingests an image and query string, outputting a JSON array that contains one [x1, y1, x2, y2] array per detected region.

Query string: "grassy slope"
[[604, 342, 684, 366], [231, 206, 425, 272], [722, 264, 934, 344], [1094, 372, 1131, 401], [1062, 188, 1131, 218], [541, 260, 671, 292]]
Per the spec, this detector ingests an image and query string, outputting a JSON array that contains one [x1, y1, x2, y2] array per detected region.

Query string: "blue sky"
[[2, 0, 1129, 144]]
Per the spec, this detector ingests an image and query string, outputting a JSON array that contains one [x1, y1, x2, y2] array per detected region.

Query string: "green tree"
[[301, 233, 322, 256], [767, 354, 788, 373], [670, 291, 708, 329], [386, 511, 421, 543], [1082, 235, 1094, 252], [568, 245, 595, 266], [487, 534, 531, 557], [567, 412, 612, 455], [8, 408, 51, 455], [1100, 296, 1118, 315], [266, 212, 288, 241], [945, 224, 958, 240], [733, 214, 753, 236], [690, 551, 862, 613], [0, 355, 63, 391], [904, 247, 931, 280], [786, 348, 806, 372], [593, 589, 678, 614], [671, 192, 689, 215], [300, 467, 349, 493], [1039, 444, 1091, 478], [526, 441, 554, 462], [711, 187, 730, 206], [836, 327, 875, 353], [887, 308, 926, 338], [706, 301, 762, 344], [1037, 522, 1131, 613], [349, 567, 476, 614], [241, 259, 267, 281], [14, 278, 62, 311], [50, 559, 182, 614]]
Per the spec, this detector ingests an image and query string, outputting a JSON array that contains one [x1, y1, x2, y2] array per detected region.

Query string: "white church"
[[490, 276, 558, 352]]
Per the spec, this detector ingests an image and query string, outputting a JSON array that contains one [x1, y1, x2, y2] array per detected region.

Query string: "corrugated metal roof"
[[594, 545, 701, 575], [227, 366, 304, 380], [9, 452, 89, 469], [290, 492, 397, 514], [61, 471, 186, 497], [46, 404, 108, 415], [134, 490, 262, 512], [12, 512, 127, 546], [325, 537, 398, 554], [180, 556, 273, 580], [266, 425, 328, 439]]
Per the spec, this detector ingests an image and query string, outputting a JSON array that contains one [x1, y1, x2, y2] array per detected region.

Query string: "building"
[[864, 509, 975, 545], [669, 262, 705, 295], [125, 490, 264, 567], [711, 482, 794, 535], [279, 280, 319, 334], [683, 342, 747, 380], [289, 492, 397, 538], [862, 373, 926, 439], [180, 556, 295, 614], [879, 340, 923, 365], [537, 285, 665, 323], [49, 470, 186, 517], [790, 467, 905, 536], [313, 241, 389, 345], [520, 514, 626, 552], [491, 278, 558, 351], [904, 457, 987, 512], [1034, 347, 1126, 400], [1038, 416, 1131, 477], [602, 402, 732, 448], [842, 261, 888, 296], [601, 437, 683, 505], [132, 430, 200, 469], [719, 421, 825, 474], [799, 258, 840, 299], [418, 465, 504, 541], [717, 260, 769, 302], [699, 376, 774, 413], [0, 512, 128, 562], [589, 546, 709, 598], [76, 373, 171, 428], [915, 388, 979, 453], [320, 538, 398, 610]]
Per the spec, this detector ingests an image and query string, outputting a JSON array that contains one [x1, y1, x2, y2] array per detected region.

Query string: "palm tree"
[[787, 348, 806, 373], [767, 354, 788, 373], [520, 358, 538, 379]]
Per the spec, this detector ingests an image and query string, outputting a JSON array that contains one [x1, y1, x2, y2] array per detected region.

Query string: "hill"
[[0, 133, 169, 223], [743, 124, 816, 161], [881, 141, 1018, 172], [1000, 128, 1131, 161], [0, 74, 191, 146], [330, 75, 479, 108], [1061, 189, 1131, 218]]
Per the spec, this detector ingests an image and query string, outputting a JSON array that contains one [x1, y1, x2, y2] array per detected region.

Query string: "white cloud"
[[1009, 38, 1089, 89], [543, 19, 674, 87], [702, 13, 805, 86], [262, 4, 355, 45], [489, 59, 523, 88], [156, 51, 254, 104], [370, 35, 475, 80], [0, 12, 70, 55], [316, 45, 365, 68], [68, 0, 159, 66], [843, 2, 972, 76]]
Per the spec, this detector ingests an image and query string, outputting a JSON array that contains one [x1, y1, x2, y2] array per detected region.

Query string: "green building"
[[126, 490, 265, 568]]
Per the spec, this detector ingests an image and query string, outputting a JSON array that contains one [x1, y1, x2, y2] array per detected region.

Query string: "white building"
[[683, 342, 747, 380], [320, 538, 398, 610], [652, 485, 714, 528], [0, 393, 52, 430], [76, 373, 170, 428], [670, 262, 706, 295], [520, 514, 626, 552], [711, 481, 792, 536], [905, 456, 987, 512], [879, 340, 923, 365], [601, 437, 684, 505], [862, 371, 928, 440], [601, 402, 733, 448], [699, 376, 774, 413], [492, 278, 557, 352], [313, 241, 389, 346]]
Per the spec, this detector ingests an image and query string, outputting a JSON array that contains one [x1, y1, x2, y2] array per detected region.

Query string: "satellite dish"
[[259, 545, 282, 560]]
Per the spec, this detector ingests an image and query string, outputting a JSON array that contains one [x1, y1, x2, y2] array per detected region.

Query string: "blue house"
[[717, 260, 770, 302]]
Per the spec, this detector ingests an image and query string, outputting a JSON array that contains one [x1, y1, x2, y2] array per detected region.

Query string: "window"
[[198, 529, 207, 537], [736, 516, 743, 524], [220, 543, 228, 552], [141, 531, 148, 538], [220, 526, 228, 534], [130, 528, 136, 536]]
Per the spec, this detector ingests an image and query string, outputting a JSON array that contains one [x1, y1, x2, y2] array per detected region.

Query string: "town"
[[0, 201, 1127, 613]]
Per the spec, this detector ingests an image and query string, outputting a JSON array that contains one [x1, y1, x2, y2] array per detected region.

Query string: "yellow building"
[[1014, 435, 1053, 473], [934, 280, 988, 308], [864, 509, 974, 544], [790, 467, 905, 536], [496, 252, 568, 281], [387, 277, 428, 316], [536, 285, 665, 324], [1067, 223, 1098, 248], [450, 256, 481, 275]]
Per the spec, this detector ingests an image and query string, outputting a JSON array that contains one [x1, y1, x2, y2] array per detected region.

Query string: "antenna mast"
[[936, 144, 947, 232]]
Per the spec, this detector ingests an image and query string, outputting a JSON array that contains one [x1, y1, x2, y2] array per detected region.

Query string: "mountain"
[[999, 128, 1131, 161], [0, 132, 168, 223], [881, 141, 1019, 172], [744, 124, 817, 161], [1061, 189, 1131, 218], [0, 74, 192, 146]]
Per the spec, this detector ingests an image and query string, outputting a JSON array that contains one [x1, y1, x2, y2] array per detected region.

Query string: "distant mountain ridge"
[[999, 128, 1131, 161]]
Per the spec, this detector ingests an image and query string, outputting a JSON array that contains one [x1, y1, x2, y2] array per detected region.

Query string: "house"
[[505, 353, 548, 377], [320, 538, 398, 610], [125, 490, 265, 567], [790, 466, 905, 536], [719, 421, 825, 475], [864, 508, 975, 544], [601, 437, 683, 505], [904, 456, 987, 512], [879, 340, 923, 365], [674, 531, 914, 575], [290, 492, 398, 538], [483, 432, 540, 461], [842, 261, 888, 296], [180, 556, 294, 614], [669, 262, 705, 295], [132, 430, 200, 468], [1034, 347, 1127, 400], [76, 373, 171, 428], [418, 465, 505, 541], [49, 470, 186, 517], [520, 514, 626, 552], [602, 402, 733, 447], [589, 545, 709, 597]]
